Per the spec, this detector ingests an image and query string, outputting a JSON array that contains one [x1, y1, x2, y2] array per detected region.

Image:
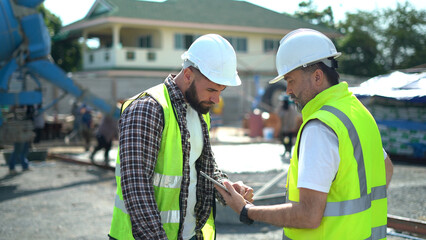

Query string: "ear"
[[313, 69, 324, 86], [183, 67, 195, 85]]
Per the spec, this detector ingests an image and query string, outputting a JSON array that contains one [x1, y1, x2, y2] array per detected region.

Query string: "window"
[[126, 51, 135, 60], [147, 52, 156, 61], [264, 39, 280, 53], [89, 54, 94, 63], [225, 37, 247, 53], [105, 52, 110, 61], [139, 35, 152, 48], [175, 33, 197, 50]]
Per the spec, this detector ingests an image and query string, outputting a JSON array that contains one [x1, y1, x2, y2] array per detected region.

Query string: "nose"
[[286, 87, 292, 95], [210, 93, 220, 104]]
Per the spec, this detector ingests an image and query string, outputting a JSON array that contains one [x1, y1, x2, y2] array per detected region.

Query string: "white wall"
[[82, 25, 279, 73]]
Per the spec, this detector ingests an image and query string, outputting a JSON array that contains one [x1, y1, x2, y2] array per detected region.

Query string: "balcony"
[[83, 47, 182, 70], [83, 46, 277, 73]]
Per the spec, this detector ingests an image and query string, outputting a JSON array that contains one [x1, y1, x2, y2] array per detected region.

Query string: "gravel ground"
[[0, 144, 425, 240], [0, 161, 115, 240]]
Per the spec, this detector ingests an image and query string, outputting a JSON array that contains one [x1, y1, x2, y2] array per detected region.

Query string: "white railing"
[[83, 47, 180, 70], [83, 47, 276, 72]]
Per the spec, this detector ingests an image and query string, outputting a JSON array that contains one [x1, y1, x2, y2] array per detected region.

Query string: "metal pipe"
[[388, 214, 426, 236]]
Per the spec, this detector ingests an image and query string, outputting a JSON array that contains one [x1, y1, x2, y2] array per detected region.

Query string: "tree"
[[337, 2, 426, 75], [294, 1, 425, 76], [38, 4, 82, 72], [294, 0, 335, 29], [337, 11, 386, 76], [381, 2, 426, 70]]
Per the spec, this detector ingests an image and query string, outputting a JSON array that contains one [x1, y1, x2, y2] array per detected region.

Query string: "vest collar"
[[301, 82, 351, 120]]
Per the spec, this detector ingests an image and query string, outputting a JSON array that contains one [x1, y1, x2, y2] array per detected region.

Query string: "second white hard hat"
[[270, 28, 341, 84], [181, 34, 241, 86]]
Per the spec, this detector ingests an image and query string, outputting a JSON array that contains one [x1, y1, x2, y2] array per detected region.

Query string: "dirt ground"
[[0, 142, 425, 240]]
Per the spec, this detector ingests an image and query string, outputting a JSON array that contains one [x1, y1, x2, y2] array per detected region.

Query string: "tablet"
[[199, 171, 229, 193]]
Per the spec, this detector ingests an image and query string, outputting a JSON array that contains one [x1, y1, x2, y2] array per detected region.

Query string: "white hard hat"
[[181, 34, 241, 86], [270, 28, 341, 84]]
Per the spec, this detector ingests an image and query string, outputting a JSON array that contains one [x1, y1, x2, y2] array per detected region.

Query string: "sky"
[[44, 0, 426, 26]]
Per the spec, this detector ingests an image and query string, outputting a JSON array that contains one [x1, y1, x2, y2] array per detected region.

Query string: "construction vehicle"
[[0, 0, 120, 144]]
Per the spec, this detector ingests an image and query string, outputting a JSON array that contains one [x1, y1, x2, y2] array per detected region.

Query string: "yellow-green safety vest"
[[284, 82, 387, 240], [109, 83, 215, 240]]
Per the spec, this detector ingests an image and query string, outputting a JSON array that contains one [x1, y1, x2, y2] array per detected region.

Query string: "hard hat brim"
[[269, 75, 284, 84]]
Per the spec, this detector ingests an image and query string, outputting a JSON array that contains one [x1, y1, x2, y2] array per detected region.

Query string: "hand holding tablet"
[[199, 171, 229, 193]]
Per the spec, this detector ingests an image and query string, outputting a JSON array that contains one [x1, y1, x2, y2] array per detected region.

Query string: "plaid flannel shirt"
[[119, 75, 227, 240]]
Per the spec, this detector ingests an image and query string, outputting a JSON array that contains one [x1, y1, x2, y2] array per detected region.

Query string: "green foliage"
[[337, 11, 387, 76], [381, 2, 426, 70], [50, 39, 82, 73], [295, 1, 426, 77], [295, 0, 335, 28], [38, 4, 82, 72], [37, 4, 61, 37]]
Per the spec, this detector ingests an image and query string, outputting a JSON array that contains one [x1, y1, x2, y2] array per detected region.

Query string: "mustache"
[[201, 101, 215, 105]]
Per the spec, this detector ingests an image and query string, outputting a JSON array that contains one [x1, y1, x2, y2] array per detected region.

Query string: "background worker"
[[8, 105, 34, 174], [209, 95, 224, 140], [65, 101, 82, 144], [216, 28, 393, 240], [276, 95, 302, 158], [80, 104, 93, 151], [33, 104, 45, 144], [90, 114, 118, 166], [109, 34, 254, 240]]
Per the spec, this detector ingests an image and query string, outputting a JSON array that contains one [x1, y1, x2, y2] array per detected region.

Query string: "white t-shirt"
[[298, 120, 387, 193], [182, 105, 203, 240]]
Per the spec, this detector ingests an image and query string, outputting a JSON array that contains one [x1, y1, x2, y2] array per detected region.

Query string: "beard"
[[289, 94, 303, 112], [290, 88, 320, 113], [185, 80, 214, 114]]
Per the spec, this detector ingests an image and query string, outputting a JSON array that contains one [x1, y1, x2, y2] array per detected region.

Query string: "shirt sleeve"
[[383, 148, 387, 160], [119, 97, 167, 240], [297, 120, 340, 193], [213, 161, 229, 205]]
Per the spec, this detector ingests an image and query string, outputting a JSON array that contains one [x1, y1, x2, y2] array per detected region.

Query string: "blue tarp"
[[351, 71, 426, 158], [377, 120, 426, 131]]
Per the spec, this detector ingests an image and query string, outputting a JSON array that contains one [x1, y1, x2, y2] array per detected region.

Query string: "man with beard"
[[109, 34, 254, 240], [215, 29, 393, 240]]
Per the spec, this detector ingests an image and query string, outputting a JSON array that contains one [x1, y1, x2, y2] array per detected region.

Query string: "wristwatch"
[[239, 203, 254, 225]]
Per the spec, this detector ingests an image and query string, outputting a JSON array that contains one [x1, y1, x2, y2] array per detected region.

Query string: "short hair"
[[186, 65, 209, 82], [302, 62, 340, 86]]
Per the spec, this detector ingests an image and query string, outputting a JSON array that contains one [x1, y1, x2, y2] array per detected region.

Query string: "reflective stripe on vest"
[[284, 225, 387, 240], [371, 225, 387, 240], [282, 226, 387, 240], [319, 105, 386, 218], [160, 210, 181, 224], [115, 193, 180, 224], [287, 185, 386, 217], [153, 172, 183, 189], [321, 105, 367, 196], [114, 162, 182, 224], [115, 194, 128, 214], [115, 162, 182, 188]]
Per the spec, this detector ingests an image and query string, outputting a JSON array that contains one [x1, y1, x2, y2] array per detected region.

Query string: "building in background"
[[48, 0, 339, 124]]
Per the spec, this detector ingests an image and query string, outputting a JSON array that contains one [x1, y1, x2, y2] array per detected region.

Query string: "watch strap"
[[239, 203, 254, 225]]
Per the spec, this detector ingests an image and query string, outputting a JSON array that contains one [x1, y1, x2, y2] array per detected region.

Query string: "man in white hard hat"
[[215, 29, 393, 239], [109, 34, 254, 240]]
